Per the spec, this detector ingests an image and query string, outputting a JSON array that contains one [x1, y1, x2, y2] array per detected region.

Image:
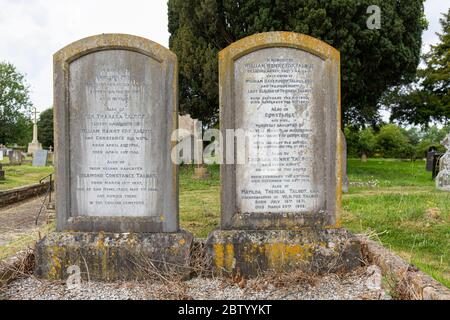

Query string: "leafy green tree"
[[358, 128, 377, 161], [376, 124, 409, 158], [0, 62, 33, 145], [37, 107, 54, 149], [386, 9, 450, 126], [168, 0, 426, 126]]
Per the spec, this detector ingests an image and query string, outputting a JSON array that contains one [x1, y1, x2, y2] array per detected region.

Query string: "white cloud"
[[423, 0, 449, 52], [0, 0, 170, 113]]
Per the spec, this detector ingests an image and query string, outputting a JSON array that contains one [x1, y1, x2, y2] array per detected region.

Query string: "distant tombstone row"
[[36, 32, 360, 281]]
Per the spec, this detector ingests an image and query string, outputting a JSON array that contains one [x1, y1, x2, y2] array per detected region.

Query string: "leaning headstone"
[[32, 149, 49, 167], [35, 34, 192, 281], [207, 32, 361, 276], [436, 134, 450, 191]]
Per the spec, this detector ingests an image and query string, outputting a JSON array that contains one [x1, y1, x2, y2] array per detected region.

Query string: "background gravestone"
[[207, 32, 360, 276], [32, 150, 48, 167], [8, 150, 23, 165], [35, 34, 192, 281]]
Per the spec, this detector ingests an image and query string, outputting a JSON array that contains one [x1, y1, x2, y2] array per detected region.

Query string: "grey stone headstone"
[[219, 32, 341, 230], [8, 150, 23, 165], [32, 150, 49, 167], [54, 34, 179, 233]]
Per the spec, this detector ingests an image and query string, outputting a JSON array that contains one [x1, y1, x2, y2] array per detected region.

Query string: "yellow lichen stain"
[[49, 246, 63, 279], [179, 239, 186, 246], [224, 244, 235, 270], [213, 244, 225, 270], [263, 243, 313, 271]]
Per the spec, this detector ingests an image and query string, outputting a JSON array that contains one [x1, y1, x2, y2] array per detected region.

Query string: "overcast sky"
[[0, 0, 448, 114]]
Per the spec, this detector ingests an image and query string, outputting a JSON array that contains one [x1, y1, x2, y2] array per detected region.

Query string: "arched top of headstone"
[[219, 31, 340, 63], [54, 33, 177, 65]]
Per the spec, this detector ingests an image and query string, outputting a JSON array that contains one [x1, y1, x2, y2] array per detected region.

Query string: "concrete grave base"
[[35, 231, 193, 282], [206, 228, 362, 277]]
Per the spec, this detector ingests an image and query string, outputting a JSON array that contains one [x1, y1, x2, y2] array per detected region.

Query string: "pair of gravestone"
[[35, 33, 360, 281]]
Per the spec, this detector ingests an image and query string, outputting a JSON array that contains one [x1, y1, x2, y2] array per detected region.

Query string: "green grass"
[[180, 165, 220, 238], [343, 158, 449, 288], [0, 164, 54, 191], [179, 160, 449, 288]]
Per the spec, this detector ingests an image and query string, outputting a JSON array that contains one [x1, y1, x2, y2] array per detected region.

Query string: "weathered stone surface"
[[219, 32, 341, 230], [436, 134, 450, 191], [206, 229, 361, 277], [358, 235, 450, 300], [0, 181, 53, 208], [53, 34, 179, 233], [35, 231, 193, 281]]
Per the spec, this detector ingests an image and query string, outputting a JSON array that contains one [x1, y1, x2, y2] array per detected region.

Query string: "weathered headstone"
[[0, 163, 4, 181], [35, 34, 192, 281], [8, 150, 23, 165], [0, 151, 3, 162], [177, 114, 209, 178], [436, 134, 450, 191], [177, 114, 196, 164], [32, 149, 49, 167], [207, 32, 360, 276]]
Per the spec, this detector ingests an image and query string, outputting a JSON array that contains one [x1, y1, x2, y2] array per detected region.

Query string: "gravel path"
[[1, 266, 391, 300], [0, 196, 50, 247]]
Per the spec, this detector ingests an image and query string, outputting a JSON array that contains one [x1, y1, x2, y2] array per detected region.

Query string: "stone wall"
[[0, 181, 54, 208]]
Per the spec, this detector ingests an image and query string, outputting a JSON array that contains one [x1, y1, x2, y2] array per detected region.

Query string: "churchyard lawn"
[[179, 159, 449, 288], [0, 164, 53, 191]]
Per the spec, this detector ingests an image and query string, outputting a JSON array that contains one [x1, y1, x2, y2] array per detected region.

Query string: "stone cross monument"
[[27, 107, 43, 155]]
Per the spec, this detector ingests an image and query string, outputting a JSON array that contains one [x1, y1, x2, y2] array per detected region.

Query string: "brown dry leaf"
[[425, 207, 442, 222]]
